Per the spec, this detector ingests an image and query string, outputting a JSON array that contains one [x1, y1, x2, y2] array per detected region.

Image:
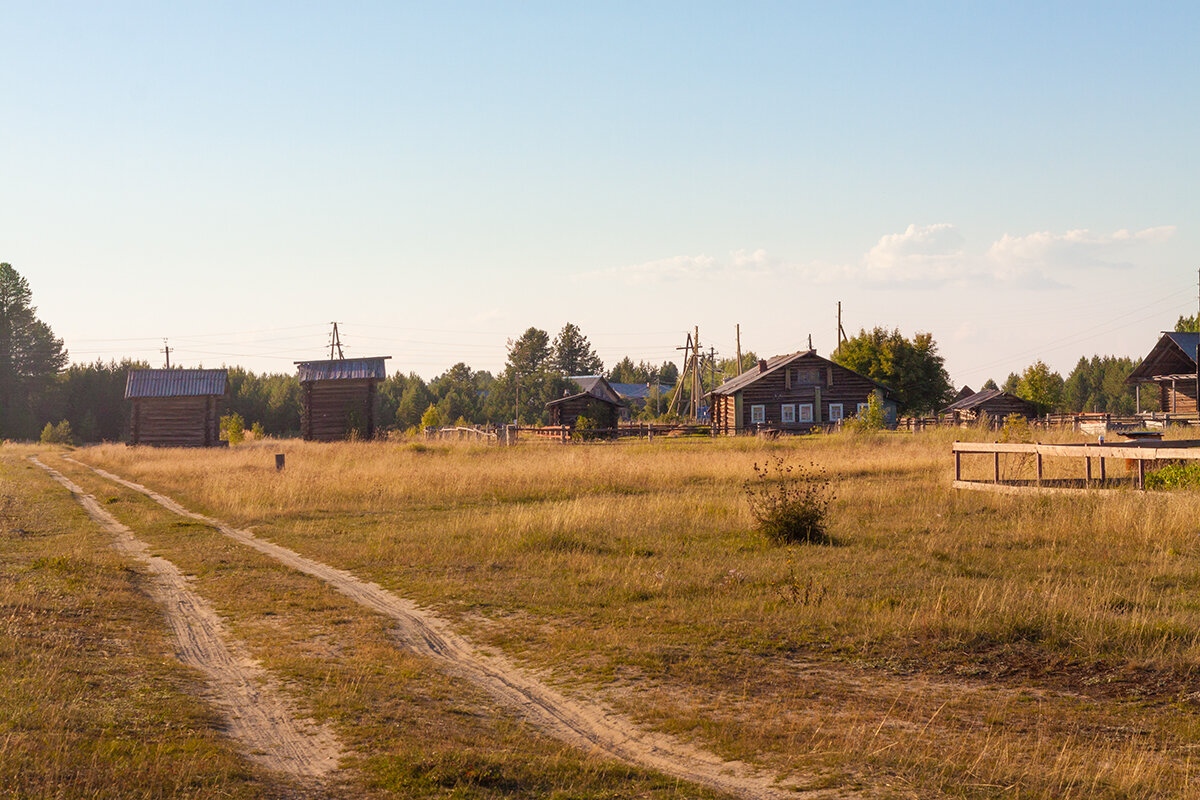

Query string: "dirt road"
[[67, 456, 828, 800], [32, 457, 343, 784]]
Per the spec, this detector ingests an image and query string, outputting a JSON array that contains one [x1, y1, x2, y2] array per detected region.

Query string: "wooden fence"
[[952, 439, 1200, 494]]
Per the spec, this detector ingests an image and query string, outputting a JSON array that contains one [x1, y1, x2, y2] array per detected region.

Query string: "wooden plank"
[[952, 480, 1112, 497], [953, 442, 1038, 454]]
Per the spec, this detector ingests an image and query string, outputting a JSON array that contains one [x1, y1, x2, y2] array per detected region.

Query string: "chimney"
[[758, 359, 767, 373]]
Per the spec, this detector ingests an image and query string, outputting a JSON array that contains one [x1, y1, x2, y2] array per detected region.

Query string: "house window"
[[781, 404, 795, 424], [829, 403, 844, 422], [798, 403, 813, 422], [750, 404, 766, 424], [857, 402, 869, 417], [794, 368, 820, 384]]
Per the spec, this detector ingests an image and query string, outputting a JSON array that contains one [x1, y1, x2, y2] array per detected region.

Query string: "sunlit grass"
[[53, 428, 1200, 797]]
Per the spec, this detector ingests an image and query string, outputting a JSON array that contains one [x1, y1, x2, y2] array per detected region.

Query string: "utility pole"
[[736, 324, 742, 376], [836, 301, 847, 357], [161, 339, 171, 368], [1195, 267, 1198, 421], [693, 326, 701, 419], [329, 322, 344, 360]]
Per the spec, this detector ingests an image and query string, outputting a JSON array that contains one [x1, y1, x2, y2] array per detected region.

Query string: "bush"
[[219, 412, 245, 445], [572, 415, 597, 442], [39, 420, 73, 445], [743, 457, 836, 545], [1145, 462, 1200, 490], [845, 392, 886, 432]]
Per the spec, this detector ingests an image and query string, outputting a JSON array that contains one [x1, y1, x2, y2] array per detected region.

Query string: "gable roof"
[[295, 357, 390, 382], [710, 350, 893, 396], [126, 369, 228, 399], [609, 382, 674, 401], [547, 375, 624, 408], [565, 375, 623, 404], [941, 387, 1033, 413], [1128, 332, 1199, 382]]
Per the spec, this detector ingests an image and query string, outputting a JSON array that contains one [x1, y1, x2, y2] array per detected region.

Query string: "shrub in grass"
[[743, 456, 835, 544], [1145, 462, 1200, 490], [39, 420, 73, 445]]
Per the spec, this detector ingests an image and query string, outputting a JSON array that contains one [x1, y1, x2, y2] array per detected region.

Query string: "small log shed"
[[547, 375, 624, 429], [940, 388, 1038, 425], [125, 369, 228, 447], [296, 357, 390, 441]]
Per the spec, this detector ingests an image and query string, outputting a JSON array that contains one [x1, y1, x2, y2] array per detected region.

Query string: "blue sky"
[[3, 2, 1196, 387]]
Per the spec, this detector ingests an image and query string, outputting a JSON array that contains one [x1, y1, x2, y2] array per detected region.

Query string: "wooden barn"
[[940, 388, 1038, 425], [1126, 332, 1199, 415], [296, 357, 390, 441], [709, 350, 896, 434], [125, 369, 228, 447], [547, 375, 623, 429]]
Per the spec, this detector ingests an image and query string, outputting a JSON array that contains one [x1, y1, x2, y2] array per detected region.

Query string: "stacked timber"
[[126, 369, 228, 447], [296, 357, 390, 442]]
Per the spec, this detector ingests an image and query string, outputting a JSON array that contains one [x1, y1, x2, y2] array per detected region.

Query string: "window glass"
[[829, 403, 844, 422], [750, 404, 766, 424], [781, 404, 795, 423], [857, 402, 869, 416], [798, 403, 813, 422]]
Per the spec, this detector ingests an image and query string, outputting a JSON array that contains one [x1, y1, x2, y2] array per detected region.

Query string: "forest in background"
[[0, 262, 1166, 442]]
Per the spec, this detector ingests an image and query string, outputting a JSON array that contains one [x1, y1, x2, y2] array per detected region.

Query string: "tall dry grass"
[[68, 430, 1200, 798]]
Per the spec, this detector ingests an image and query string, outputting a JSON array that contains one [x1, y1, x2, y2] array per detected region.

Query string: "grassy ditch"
[[41, 430, 1200, 797]]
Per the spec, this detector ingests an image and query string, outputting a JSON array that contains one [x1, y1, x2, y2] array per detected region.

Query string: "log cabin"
[[125, 369, 228, 447], [546, 375, 624, 430], [940, 388, 1038, 425], [709, 350, 896, 434], [296, 357, 390, 441], [1126, 332, 1199, 415]]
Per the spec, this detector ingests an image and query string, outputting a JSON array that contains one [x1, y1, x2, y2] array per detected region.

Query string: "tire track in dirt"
[[31, 457, 342, 783], [68, 457, 837, 800]]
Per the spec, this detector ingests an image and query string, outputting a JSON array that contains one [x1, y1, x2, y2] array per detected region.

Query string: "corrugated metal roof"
[[295, 357, 390, 382], [1165, 332, 1200, 363], [942, 387, 1007, 412], [125, 369, 228, 399]]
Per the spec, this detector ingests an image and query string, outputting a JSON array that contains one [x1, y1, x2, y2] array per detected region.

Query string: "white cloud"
[[585, 224, 1175, 291], [986, 225, 1177, 277], [862, 223, 967, 282], [583, 249, 777, 285]]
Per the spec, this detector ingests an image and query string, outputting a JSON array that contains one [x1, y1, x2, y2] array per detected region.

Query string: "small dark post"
[[954, 445, 961, 482], [1137, 458, 1146, 490], [275, 453, 285, 471], [1085, 456, 1093, 486], [993, 451, 1000, 484], [1036, 447, 1043, 487]]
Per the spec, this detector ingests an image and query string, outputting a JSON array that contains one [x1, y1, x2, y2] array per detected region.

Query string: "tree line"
[[0, 262, 1170, 442]]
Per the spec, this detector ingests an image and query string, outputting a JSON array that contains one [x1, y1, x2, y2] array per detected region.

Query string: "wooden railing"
[[952, 439, 1200, 492]]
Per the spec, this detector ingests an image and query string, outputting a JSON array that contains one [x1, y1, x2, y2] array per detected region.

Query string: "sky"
[[3, 2, 1197, 388]]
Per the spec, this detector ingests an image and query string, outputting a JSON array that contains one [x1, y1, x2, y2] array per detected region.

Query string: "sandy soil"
[[32, 457, 343, 786], [66, 456, 838, 800]]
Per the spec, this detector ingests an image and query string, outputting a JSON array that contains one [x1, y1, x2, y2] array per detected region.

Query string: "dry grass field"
[[8, 428, 1200, 798]]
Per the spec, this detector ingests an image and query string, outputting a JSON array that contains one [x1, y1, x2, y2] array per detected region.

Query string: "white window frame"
[[781, 404, 796, 424], [750, 404, 766, 424], [857, 402, 869, 417], [798, 403, 813, 423], [828, 403, 844, 422]]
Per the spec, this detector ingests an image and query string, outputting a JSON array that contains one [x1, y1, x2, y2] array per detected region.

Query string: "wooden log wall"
[[129, 396, 220, 447], [724, 357, 885, 433], [301, 379, 377, 441]]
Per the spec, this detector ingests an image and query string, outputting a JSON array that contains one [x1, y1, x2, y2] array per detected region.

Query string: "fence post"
[[1036, 445, 1043, 487], [954, 443, 961, 482]]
